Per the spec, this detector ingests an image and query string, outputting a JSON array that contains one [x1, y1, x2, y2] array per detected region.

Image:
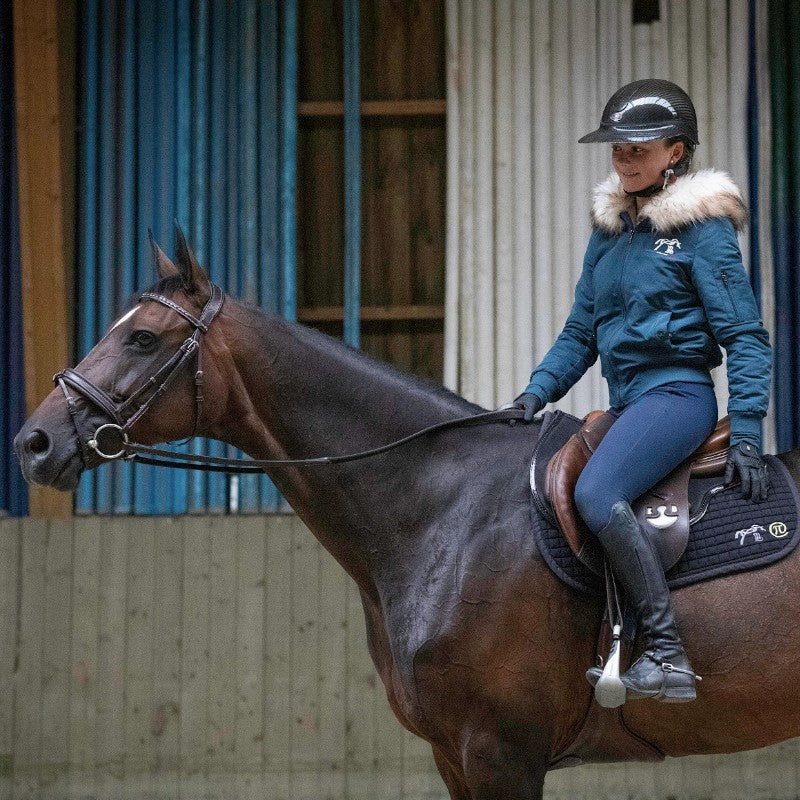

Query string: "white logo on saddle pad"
[[654, 238, 681, 255], [645, 505, 678, 529], [735, 524, 766, 545]]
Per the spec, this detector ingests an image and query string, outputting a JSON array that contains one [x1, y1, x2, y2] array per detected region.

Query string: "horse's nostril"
[[26, 429, 50, 455]]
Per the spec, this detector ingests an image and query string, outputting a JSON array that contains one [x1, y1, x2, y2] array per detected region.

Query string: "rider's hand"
[[725, 441, 769, 503], [513, 392, 544, 423]]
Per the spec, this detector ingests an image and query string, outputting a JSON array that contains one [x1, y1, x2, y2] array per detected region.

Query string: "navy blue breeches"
[[574, 381, 719, 535]]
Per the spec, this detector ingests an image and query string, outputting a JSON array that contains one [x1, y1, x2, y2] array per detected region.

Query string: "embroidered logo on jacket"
[[654, 238, 681, 255]]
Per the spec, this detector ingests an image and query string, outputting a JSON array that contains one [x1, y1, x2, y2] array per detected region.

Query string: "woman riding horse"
[[510, 79, 772, 703]]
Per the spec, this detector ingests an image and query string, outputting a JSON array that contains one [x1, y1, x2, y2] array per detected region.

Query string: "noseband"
[[54, 280, 526, 473], [55, 283, 225, 464]]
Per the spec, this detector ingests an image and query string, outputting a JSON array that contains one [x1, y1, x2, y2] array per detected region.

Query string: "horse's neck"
[[215, 302, 480, 591]]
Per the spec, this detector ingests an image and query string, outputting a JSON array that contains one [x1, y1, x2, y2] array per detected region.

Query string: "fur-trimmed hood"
[[590, 169, 748, 235]]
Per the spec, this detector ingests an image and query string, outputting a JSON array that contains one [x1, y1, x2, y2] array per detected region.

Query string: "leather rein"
[[55, 282, 526, 474]]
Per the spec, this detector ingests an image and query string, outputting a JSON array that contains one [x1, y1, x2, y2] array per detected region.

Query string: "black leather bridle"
[[55, 283, 225, 465], [54, 282, 526, 474]]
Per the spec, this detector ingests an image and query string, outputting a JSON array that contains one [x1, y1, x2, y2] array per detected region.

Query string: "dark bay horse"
[[15, 235, 800, 799]]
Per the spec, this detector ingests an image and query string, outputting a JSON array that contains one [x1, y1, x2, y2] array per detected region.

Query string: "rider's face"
[[611, 140, 684, 194]]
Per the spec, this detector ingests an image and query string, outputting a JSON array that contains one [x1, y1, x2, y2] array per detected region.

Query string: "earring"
[[662, 167, 675, 190]]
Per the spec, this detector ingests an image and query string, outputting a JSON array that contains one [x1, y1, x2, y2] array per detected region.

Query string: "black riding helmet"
[[579, 79, 699, 149], [580, 79, 698, 196]]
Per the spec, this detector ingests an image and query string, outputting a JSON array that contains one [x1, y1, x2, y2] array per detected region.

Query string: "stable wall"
[[2, 515, 800, 800]]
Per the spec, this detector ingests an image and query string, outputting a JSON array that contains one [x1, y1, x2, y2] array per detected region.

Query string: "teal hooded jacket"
[[523, 170, 771, 447]]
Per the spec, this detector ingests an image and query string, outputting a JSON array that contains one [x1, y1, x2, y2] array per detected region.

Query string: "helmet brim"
[[578, 123, 696, 144]]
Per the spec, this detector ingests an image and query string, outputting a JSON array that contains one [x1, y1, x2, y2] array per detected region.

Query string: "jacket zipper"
[[720, 270, 741, 321], [607, 223, 637, 392]]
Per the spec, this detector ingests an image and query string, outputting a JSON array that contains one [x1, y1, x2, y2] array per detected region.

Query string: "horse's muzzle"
[[14, 409, 86, 491]]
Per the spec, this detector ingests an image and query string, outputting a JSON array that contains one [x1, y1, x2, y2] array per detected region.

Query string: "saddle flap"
[[633, 459, 693, 570], [543, 411, 616, 575]]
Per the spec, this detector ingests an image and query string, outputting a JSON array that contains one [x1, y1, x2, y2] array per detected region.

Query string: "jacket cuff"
[[523, 373, 556, 406], [729, 411, 763, 447]]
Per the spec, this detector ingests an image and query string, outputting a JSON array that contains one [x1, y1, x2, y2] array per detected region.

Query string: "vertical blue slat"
[[0, 0, 28, 516], [4, 151, 27, 516], [76, 0, 100, 513], [205, 0, 230, 513], [176, 1, 191, 227], [280, 0, 298, 322], [770, 0, 800, 451], [259, 0, 279, 316], [226, 1, 238, 295], [747, 0, 761, 310], [225, 0, 241, 513], [189, 0, 210, 513], [96, 0, 118, 512], [258, 0, 281, 511], [155, 0, 178, 513], [238, 0, 261, 512], [172, 0, 192, 514], [76, 0, 283, 513], [114, 0, 138, 513], [240, 0, 258, 303], [134, 0, 158, 514], [343, 0, 361, 348]]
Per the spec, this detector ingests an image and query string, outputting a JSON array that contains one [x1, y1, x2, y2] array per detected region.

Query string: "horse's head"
[[15, 228, 225, 491]]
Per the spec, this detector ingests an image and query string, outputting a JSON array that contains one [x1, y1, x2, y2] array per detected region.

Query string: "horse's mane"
[[138, 276, 481, 416]]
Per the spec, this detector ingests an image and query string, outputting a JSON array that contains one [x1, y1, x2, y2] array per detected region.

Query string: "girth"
[[533, 410, 731, 575]]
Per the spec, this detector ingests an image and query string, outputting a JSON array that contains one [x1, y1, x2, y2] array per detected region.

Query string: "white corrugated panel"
[[445, 0, 774, 447]]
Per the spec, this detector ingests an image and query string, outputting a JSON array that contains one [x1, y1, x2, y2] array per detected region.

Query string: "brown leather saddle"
[[543, 411, 731, 575]]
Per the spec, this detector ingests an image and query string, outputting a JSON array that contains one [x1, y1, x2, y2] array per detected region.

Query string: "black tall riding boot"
[[586, 501, 699, 702]]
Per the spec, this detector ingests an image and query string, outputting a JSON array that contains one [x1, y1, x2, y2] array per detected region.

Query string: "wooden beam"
[[297, 304, 445, 323], [13, 0, 75, 517], [298, 99, 446, 118]]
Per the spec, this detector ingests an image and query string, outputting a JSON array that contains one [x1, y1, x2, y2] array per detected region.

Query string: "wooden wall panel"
[[0, 519, 19, 798], [297, 0, 446, 383], [12, 0, 75, 518], [13, 518, 46, 796], [3, 514, 800, 798]]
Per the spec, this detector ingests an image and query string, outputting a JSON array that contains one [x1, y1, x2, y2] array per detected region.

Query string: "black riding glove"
[[724, 441, 769, 503], [513, 392, 544, 423]]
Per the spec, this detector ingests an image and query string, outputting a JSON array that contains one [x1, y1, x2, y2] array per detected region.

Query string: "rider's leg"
[[575, 381, 718, 701]]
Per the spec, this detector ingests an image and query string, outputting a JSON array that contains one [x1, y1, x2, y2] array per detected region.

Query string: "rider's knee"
[[575, 473, 616, 535]]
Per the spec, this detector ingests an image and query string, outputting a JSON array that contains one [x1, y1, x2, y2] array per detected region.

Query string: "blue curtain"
[[769, 0, 800, 451], [0, 0, 29, 517], [77, 0, 291, 514]]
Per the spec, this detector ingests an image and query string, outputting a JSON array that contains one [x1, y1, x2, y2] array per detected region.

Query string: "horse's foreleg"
[[431, 745, 471, 800], [461, 728, 548, 800]]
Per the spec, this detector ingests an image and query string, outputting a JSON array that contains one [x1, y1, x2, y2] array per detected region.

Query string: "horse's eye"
[[130, 330, 157, 350]]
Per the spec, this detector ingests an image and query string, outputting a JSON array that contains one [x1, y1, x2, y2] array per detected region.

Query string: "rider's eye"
[[130, 330, 157, 350]]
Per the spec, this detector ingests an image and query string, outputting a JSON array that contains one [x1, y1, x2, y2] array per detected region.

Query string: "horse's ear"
[[149, 229, 179, 279], [174, 222, 209, 295]]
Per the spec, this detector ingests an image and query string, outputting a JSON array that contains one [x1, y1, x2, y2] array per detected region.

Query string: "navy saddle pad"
[[530, 417, 800, 596]]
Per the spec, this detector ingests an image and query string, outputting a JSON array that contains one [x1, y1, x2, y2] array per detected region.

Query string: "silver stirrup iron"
[[594, 560, 626, 708], [595, 623, 626, 708]]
